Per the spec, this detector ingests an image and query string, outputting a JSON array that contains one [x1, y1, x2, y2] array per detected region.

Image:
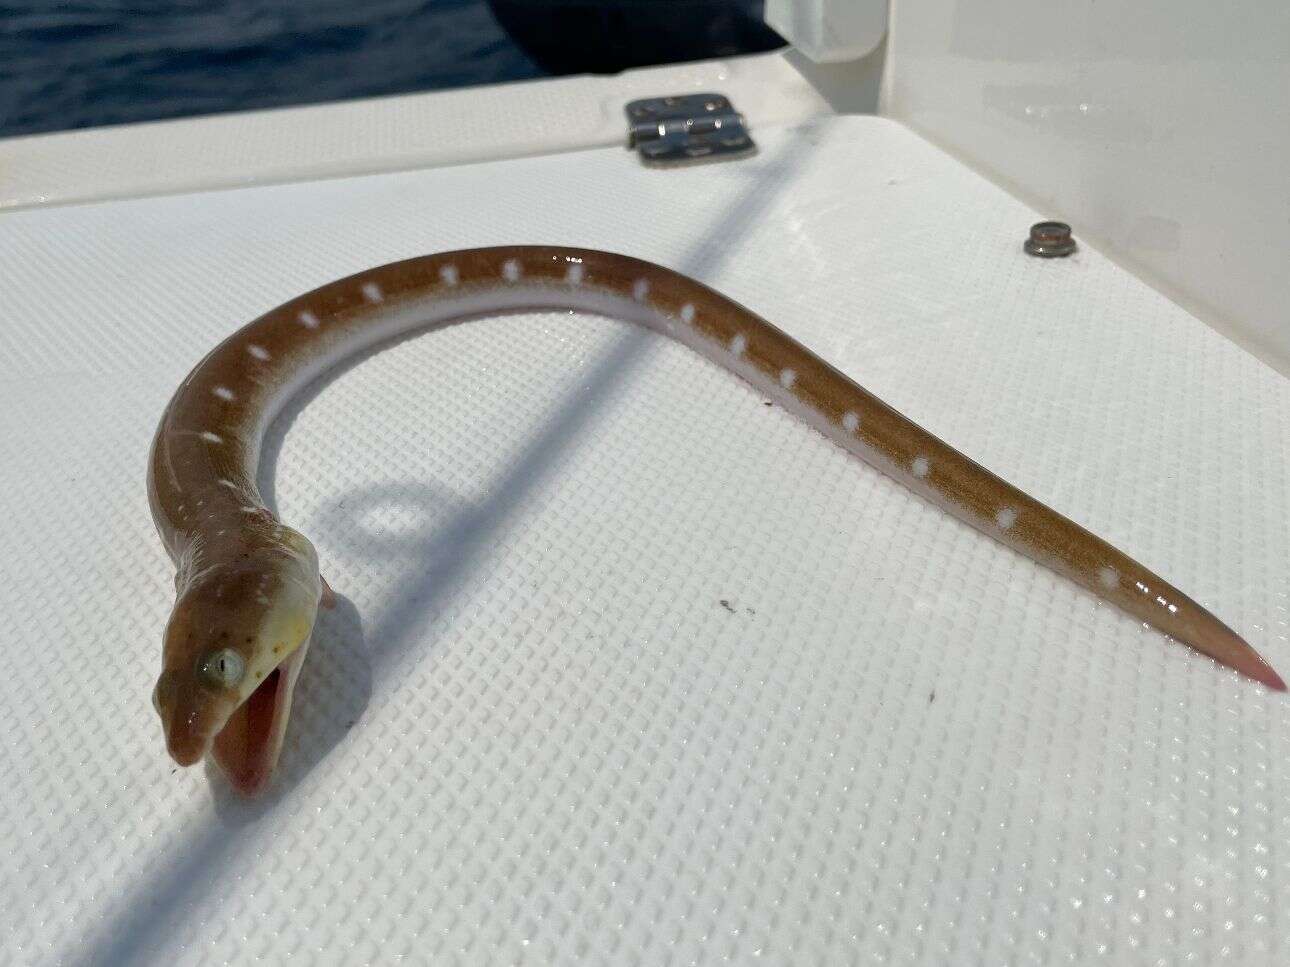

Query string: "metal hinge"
[[625, 93, 756, 167]]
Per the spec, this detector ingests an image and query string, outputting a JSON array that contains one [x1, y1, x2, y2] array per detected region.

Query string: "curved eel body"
[[149, 246, 1284, 794]]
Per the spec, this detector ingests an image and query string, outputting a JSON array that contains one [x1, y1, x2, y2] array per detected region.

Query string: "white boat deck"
[[2, 70, 1287, 965]]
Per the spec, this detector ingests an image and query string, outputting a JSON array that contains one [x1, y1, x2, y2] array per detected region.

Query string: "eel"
[[148, 246, 1284, 795]]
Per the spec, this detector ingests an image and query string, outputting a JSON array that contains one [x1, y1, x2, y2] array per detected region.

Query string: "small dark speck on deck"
[[745, 606, 756, 616], [763, 401, 772, 407], [719, 599, 735, 613], [929, 691, 935, 704]]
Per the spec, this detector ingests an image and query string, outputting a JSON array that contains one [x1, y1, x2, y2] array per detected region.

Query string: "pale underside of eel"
[[148, 246, 1284, 795]]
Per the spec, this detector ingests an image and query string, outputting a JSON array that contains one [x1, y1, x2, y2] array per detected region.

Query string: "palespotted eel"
[[149, 246, 1284, 795]]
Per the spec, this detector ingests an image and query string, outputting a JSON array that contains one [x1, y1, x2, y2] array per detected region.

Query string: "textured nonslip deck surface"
[[1, 116, 1287, 965]]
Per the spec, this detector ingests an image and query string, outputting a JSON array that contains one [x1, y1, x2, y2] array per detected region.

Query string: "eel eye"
[[199, 648, 246, 689]]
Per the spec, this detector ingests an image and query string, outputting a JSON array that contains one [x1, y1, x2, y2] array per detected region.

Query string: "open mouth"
[[211, 645, 307, 795]]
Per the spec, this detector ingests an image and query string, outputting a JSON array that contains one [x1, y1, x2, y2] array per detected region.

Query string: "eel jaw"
[[210, 635, 312, 796]]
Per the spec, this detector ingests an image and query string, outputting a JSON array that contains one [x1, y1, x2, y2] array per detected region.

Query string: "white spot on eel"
[[439, 264, 459, 286], [842, 412, 860, 433], [680, 303, 696, 325], [995, 507, 1018, 530], [218, 479, 238, 489], [502, 259, 521, 282], [730, 333, 747, 357], [212, 386, 235, 401], [247, 345, 271, 361], [632, 279, 649, 302], [565, 263, 585, 285], [912, 456, 931, 478], [361, 282, 384, 303], [199, 431, 223, 444], [1098, 566, 1120, 590], [779, 368, 796, 389], [298, 310, 320, 329]]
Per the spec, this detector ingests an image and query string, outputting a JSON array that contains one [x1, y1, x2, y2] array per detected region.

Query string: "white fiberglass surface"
[[884, 0, 1290, 372], [1, 116, 1287, 964]]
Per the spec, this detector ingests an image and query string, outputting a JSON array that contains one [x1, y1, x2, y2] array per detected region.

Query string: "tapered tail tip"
[[1253, 661, 1287, 692], [1187, 612, 1286, 691], [1229, 642, 1285, 691]]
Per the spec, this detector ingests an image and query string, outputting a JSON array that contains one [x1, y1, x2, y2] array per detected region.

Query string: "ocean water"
[[0, 1, 780, 138], [0, 0, 542, 136]]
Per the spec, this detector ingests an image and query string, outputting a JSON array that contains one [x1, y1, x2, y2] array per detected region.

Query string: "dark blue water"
[[0, 1, 543, 136], [0, 1, 780, 138]]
